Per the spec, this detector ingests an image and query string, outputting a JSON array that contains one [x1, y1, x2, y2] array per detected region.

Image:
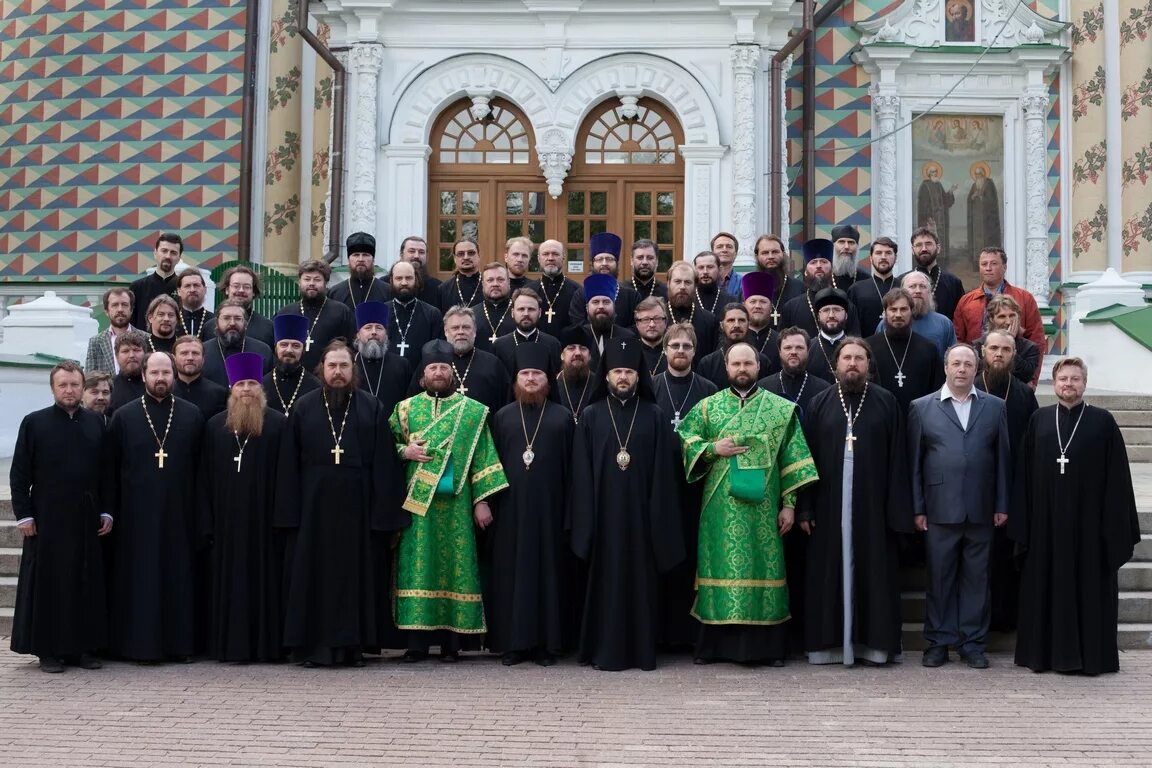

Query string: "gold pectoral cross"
[[545, 307, 556, 323], [155, 448, 168, 469], [331, 445, 344, 465]]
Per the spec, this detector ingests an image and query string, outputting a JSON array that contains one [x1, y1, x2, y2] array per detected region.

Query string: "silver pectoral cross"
[[545, 307, 556, 323], [233, 453, 243, 473], [305, 336, 314, 352], [1057, 454, 1069, 475], [671, 411, 681, 428], [397, 340, 409, 356], [894, 371, 906, 388], [845, 432, 857, 452]]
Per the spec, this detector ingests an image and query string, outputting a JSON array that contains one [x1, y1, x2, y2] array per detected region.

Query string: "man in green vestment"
[[677, 342, 819, 665], [390, 340, 509, 662]]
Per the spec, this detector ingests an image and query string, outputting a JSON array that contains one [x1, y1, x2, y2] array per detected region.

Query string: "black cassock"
[[201, 338, 274, 388], [356, 353, 412, 420], [977, 375, 1038, 631], [639, 342, 667, 378], [1010, 404, 1141, 675], [274, 390, 408, 663], [746, 327, 781, 370], [572, 325, 637, 373], [275, 298, 357, 372], [630, 278, 667, 301], [570, 396, 684, 671], [757, 369, 829, 652], [568, 283, 642, 329], [146, 333, 176, 355], [388, 298, 443, 366], [799, 384, 913, 663], [105, 395, 204, 660], [779, 291, 862, 338], [532, 275, 581, 339], [695, 347, 778, 390], [491, 330, 561, 376], [245, 311, 277, 350], [865, 330, 943, 412], [805, 335, 843, 384], [327, 276, 390, 313], [10, 406, 108, 659], [175, 376, 229, 420], [847, 275, 896, 338], [693, 284, 740, 318], [438, 272, 483, 312], [178, 307, 215, 341], [553, 373, 594, 425], [129, 271, 178, 330], [651, 372, 717, 647], [487, 401, 575, 655], [262, 367, 321, 416], [473, 300, 517, 353], [416, 274, 443, 308], [668, 306, 719, 361], [108, 373, 145, 415], [199, 408, 287, 662]]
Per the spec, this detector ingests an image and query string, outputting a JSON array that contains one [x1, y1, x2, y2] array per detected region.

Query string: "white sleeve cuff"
[[16, 517, 33, 525]]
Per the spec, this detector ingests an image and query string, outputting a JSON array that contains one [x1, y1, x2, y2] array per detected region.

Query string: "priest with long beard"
[[865, 287, 943, 412], [262, 314, 319, 417], [199, 352, 287, 662], [554, 327, 595, 425], [488, 344, 575, 666], [779, 238, 862, 338], [799, 338, 912, 666], [275, 341, 407, 667], [353, 301, 412, 419], [570, 338, 684, 671]]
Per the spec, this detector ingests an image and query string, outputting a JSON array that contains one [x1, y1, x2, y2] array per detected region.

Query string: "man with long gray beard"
[[276, 341, 407, 667], [779, 239, 862, 338], [200, 352, 288, 662], [532, 239, 581, 338], [353, 301, 411, 419], [877, 271, 956, 359], [262, 314, 319, 417], [386, 259, 443, 366], [828, 224, 871, 293], [975, 329, 1037, 631], [202, 300, 274, 387]]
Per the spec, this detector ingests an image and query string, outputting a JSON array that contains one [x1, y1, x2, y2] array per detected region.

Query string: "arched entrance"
[[426, 96, 685, 279]]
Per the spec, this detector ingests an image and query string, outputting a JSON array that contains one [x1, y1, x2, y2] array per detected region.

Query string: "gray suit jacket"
[[908, 388, 1010, 525], [84, 326, 136, 374]]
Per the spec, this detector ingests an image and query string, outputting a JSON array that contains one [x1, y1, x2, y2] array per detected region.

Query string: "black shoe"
[[439, 650, 459, 663], [960, 650, 990, 669], [347, 656, 366, 668], [75, 655, 103, 670], [768, 658, 785, 668], [693, 657, 712, 665], [922, 646, 949, 667], [401, 650, 427, 664], [534, 652, 556, 667], [501, 652, 524, 666], [39, 657, 65, 674]]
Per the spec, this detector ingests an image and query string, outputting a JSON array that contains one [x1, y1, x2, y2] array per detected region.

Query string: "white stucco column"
[[1021, 89, 1051, 309], [680, 145, 727, 262], [349, 43, 384, 236], [379, 145, 431, 266], [730, 44, 761, 266], [871, 88, 900, 239]]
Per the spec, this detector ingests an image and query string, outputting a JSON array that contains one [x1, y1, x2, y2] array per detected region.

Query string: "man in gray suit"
[[84, 288, 136, 374], [908, 343, 1010, 669]]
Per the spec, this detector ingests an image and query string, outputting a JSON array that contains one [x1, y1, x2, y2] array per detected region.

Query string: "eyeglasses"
[[635, 316, 666, 325], [666, 343, 695, 351]]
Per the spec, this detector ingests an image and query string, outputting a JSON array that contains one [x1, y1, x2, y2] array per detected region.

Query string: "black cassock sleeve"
[[9, 415, 34, 522], [884, 398, 915, 534], [1100, 414, 1141, 571], [272, 409, 303, 529], [647, 416, 685, 574], [366, 399, 410, 533]]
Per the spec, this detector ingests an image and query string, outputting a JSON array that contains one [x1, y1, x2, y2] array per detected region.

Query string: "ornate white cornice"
[[856, 0, 1066, 48], [349, 42, 384, 74]]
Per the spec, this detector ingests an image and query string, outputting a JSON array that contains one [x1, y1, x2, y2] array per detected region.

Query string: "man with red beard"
[[488, 344, 575, 666], [275, 341, 407, 667], [199, 352, 287, 662], [666, 261, 718, 360]]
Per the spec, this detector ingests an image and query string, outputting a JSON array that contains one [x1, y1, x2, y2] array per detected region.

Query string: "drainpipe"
[[236, 0, 260, 261], [769, 0, 813, 236], [295, 0, 346, 264], [803, 0, 848, 235]]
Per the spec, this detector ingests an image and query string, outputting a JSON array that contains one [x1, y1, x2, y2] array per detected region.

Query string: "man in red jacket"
[[953, 247, 1046, 355]]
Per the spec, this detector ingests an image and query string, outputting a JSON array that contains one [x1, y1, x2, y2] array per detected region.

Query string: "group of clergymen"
[[9, 227, 1141, 675]]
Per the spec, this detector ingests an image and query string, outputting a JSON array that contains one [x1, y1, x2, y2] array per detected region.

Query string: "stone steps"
[[1036, 394, 1152, 461]]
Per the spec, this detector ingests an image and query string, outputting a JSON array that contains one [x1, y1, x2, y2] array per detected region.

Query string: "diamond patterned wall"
[[0, 0, 246, 279]]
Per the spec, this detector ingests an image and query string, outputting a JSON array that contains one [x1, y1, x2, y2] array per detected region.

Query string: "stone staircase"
[[3, 493, 1152, 652]]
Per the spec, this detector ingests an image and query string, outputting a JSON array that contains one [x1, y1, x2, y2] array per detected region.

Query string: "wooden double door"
[[430, 178, 683, 280]]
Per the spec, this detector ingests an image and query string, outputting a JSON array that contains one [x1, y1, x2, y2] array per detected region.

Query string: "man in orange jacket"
[[953, 247, 1046, 360]]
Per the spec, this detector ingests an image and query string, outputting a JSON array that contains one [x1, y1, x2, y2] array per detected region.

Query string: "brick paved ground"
[[2, 648, 1151, 767]]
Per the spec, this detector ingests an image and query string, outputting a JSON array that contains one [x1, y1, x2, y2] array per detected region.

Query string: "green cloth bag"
[[728, 458, 766, 502], [435, 454, 454, 495]]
